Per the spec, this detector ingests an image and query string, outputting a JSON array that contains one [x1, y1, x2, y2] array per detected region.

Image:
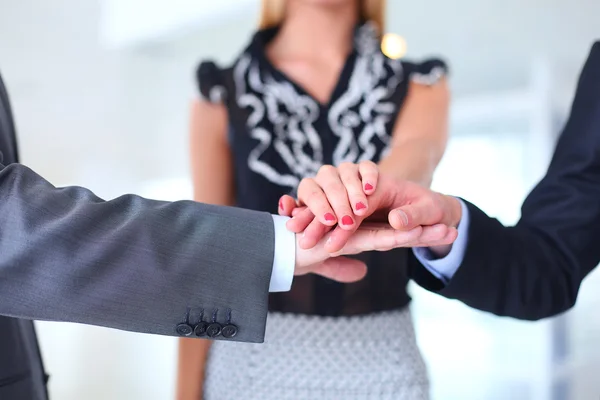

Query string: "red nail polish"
[[324, 213, 335, 222], [356, 202, 366, 211], [341, 215, 354, 225], [364, 183, 373, 191]]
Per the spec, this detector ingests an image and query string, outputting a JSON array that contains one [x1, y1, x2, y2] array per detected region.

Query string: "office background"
[[1, 0, 599, 398]]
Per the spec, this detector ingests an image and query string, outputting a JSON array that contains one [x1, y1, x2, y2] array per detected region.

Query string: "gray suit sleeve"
[[0, 163, 275, 343]]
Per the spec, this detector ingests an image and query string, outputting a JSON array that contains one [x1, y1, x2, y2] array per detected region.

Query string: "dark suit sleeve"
[[411, 41, 600, 320], [0, 163, 275, 343]]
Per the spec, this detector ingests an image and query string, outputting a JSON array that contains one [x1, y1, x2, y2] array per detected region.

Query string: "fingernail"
[[364, 183, 373, 191], [278, 200, 283, 210], [324, 213, 335, 222], [355, 202, 366, 211], [397, 210, 409, 227], [341, 215, 354, 225]]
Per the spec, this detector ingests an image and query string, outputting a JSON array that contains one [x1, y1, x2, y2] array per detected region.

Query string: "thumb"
[[388, 202, 439, 230], [389, 194, 460, 230], [309, 257, 368, 283]]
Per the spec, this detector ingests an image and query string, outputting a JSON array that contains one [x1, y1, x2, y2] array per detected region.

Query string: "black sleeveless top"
[[196, 22, 448, 317]]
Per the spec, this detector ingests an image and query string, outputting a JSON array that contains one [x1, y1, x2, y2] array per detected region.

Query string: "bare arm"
[[176, 99, 233, 400], [378, 79, 450, 187]]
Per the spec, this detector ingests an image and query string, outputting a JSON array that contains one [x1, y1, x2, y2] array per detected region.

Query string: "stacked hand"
[[290, 162, 463, 282]]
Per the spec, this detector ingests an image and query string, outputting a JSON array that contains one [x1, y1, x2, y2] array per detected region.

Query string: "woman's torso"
[[196, 22, 447, 317]]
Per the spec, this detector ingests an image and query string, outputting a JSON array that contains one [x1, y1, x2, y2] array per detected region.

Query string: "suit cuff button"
[[206, 323, 222, 338], [222, 324, 238, 338], [194, 321, 208, 336], [176, 323, 193, 336]]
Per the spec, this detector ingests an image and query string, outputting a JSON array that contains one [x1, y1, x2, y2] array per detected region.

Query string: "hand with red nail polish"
[[279, 170, 460, 254], [294, 161, 378, 226], [276, 161, 378, 253]]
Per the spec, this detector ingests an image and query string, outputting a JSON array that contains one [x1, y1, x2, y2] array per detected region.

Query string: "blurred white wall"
[[1, 0, 599, 399]]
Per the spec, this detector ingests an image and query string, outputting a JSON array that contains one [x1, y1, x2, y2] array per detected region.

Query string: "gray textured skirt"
[[204, 309, 430, 399]]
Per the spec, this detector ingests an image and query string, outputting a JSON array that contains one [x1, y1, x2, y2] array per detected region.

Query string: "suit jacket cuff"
[[270, 215, 295, 292], [412, 198, 470, 283]]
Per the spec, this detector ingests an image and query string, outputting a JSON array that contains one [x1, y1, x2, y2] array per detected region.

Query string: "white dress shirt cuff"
[[412, 199, 470, 284], [269, 215, 295, 292]]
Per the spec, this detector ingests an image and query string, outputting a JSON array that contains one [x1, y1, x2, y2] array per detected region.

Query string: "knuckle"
[[334, 190, 349, 202], [392, 233, 403, 248], [360, 160, 377, 169], [318, 165, 337, 176], [307, 190, 324, 204], [339, 171, 359, 186], [322, 179, 345, 194], [338, 162, 355, 171], [298, 178, 314, 191], [303, 190, 323, 207]]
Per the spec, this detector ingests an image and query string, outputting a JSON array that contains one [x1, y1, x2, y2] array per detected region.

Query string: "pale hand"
[[293, 222, 428, 283]]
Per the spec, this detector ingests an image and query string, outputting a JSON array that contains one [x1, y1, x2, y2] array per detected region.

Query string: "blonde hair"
[[258, 0, 386, 34]]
